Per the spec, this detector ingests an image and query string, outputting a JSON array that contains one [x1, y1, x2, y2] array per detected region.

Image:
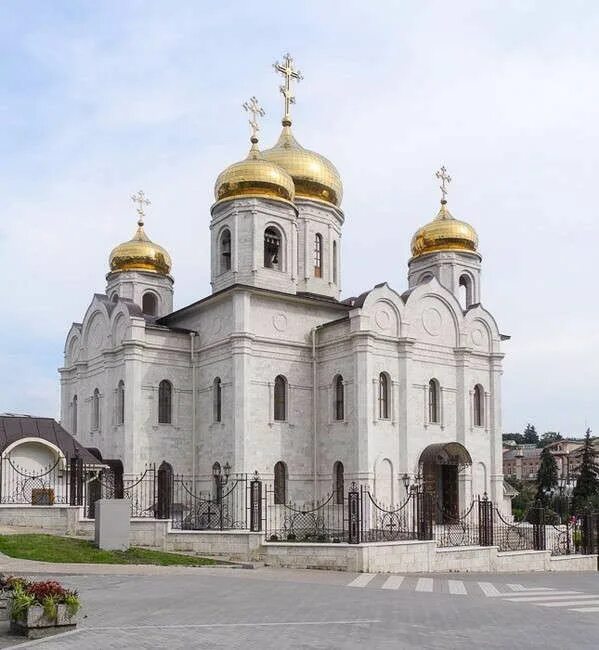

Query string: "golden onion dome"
[[109, 219, 171, 275], [411, 201, 479, 258], [214, 138, 295, 203], [261, 125, 343, 207]]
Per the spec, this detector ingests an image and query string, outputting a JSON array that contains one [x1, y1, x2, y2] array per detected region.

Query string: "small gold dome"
[[109, 222, 171, 275], [411, 202, 478, 258], [262, 126, 343, 207], [214, 140, 295, 203]]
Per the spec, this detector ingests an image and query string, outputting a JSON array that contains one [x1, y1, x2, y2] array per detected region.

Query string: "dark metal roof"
[[0, 416, 100, 464]]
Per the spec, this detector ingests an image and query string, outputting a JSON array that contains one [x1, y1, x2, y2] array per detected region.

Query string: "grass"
[[0, 534, 217, 566]]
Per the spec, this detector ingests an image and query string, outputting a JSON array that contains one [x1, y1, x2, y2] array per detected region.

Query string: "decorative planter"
[[0, 591, 9, 621], [10, 603, 78, 639]]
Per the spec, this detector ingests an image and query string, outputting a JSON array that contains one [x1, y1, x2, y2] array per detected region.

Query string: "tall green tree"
[[535, 446, 558, 506], [523, 423, 539, 445], [572, 428, 599, 513], [537, 431, 563, 448]]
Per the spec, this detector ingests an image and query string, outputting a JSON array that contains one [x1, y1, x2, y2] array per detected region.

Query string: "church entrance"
[[419, 442, 472, 523]]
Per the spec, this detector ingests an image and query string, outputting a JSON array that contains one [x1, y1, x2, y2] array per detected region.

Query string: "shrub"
[[9, 579, 80, 623]]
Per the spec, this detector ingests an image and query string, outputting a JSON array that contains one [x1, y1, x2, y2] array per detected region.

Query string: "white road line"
[[381, 575, 404, 590], [347, 573, 377, 588], [507, 584, 526, 591], [486, 589, 559, 598], [538, 599, 599, 608], [569, 606, 599, 612], [478, 582, 502, 597], [448, 580, 467, 595], [415, 578, 434, 592], [503, 593, 591, 602]]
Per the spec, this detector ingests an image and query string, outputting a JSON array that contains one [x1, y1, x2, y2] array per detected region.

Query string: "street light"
[[401, 473, 411, 493], [212, 461, 231, 504]]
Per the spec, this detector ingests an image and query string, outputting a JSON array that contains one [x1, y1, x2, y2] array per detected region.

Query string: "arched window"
[[213, 377, 222, 422], [72, 395, 78, 434], [332, 240, 338, 284], [111, 292, 118, 303], [274, 375, 287, 421], [334, 375, 344, 421], [92, 388, 100, 430], [220, 229, 231, 272], [116, 380, 125, 425], [429, 379, 440, 424], [473, 384, 484, 427], [459, 274, 473, 309], [158, 380, 172, 424], [142, 292, 157, 316], [313, 233, 323, 278], [264, 227, 282, 270], [334, 461, 344, 505], [274, 461, 288, 504], [378, 373, 389, 419]]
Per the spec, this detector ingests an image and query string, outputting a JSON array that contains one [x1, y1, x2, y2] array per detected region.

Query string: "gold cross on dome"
[[242, 96, 265, 141], [273, 52, 303, 124], [131, 190, 151, 226], [435, 166, 452, 203]]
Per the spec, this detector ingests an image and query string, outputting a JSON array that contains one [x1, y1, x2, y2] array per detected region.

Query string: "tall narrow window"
[[116, 380, 125, 425], [429, 379, 440, 423], [220, 229, 231, 272], [213, 377, 222, 422], [459, 274, 473, 309], [158, 380, 172, 424], [473, 384, 484, 427], [264, 227, 281, 269], [334, 375, 344, 421], [274, 461, 287, 504], [92, 388, 100, 430], [332, 240, 338, 284], [378, 373, 389, 419], [313, 233, 323, 278], [334, 461, 344, 505], [142, 292, 157, 316], [72, 395, 78, 434], [274, 375, 287, 421]]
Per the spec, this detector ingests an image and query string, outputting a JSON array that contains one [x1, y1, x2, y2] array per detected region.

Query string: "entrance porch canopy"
[[418, 442, 472, 472]]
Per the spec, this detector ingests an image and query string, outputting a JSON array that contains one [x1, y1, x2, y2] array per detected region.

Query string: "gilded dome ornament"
[[109, 191, 172, 275], [214, 97, 295, 203], [261, 53, 343, 207], [410, 167, 479, 258]]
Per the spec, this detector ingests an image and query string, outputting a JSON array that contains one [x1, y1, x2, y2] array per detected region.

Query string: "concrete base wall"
[[0, 505, 85, 535]]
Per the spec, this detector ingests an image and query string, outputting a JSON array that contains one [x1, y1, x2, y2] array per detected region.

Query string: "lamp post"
[[401, 473, 411, 495], [212, 461, 231, 505]]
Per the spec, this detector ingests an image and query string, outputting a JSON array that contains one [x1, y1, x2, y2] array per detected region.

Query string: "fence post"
[[532, 504, 546, 551], [478, 494, 493, 546], [69, 455, 83, 506], [347, 482, 361, 544], [156, 461, 173, 520], [417, 489, 434, 541], [250, 474, 262, 532]]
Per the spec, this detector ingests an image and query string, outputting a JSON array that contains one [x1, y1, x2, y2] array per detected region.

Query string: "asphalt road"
[[5, 568, 599, 649]]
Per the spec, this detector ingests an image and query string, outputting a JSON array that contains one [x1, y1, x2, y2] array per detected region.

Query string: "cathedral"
[[59, 55, 507, 513]]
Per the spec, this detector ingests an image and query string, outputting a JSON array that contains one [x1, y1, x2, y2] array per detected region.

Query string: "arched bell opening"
[[418, 442, 472, 522]]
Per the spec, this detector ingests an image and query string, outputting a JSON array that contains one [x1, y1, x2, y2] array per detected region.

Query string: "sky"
[[0, 1, 597, 436]]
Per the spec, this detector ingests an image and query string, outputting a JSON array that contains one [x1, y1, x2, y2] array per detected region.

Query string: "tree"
[[503, 433, 525, 445], [571, 428, 599, 513], [537, 431, 563, 448], [535, 446, 558, 506], [523, 423, 539, 445]]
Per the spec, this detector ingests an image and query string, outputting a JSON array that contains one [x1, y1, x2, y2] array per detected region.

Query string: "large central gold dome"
[[214, 139, 295, 203], [411, 202, 478, 258], [262, 125, 343, 207]]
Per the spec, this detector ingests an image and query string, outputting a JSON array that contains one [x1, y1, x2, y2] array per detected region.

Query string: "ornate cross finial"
[[435, 166, 452, 204], [242, 96, 265, 143], [273, 52, 303, 126], [131, 190, 151, 227]]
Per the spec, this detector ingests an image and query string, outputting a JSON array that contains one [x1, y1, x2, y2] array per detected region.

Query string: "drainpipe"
[[311, 326, 322, 500], [190, 332, 197, 483]]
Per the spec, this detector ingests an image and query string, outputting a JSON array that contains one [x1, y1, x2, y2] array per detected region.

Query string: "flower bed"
[[6, 577, 80, 639]]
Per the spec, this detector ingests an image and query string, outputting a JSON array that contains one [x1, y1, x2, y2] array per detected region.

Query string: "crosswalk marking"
[[381, 576, 404, 590], [503, 593, 589, 602], [415, 578, 434, 592], [478, 582, 502, 597], [570, 606, 599, 612], [448, 580, 467, 595], [347, 573, 377, 588], [538, 599, 599, 608], [486, 589, 557, 598], [507, 584, 525, 591]]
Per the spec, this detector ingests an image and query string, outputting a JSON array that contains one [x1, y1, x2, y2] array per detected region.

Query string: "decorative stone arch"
[[66, 334, 81, 366], [82, 308, 109, 356], [263, 221, 288, 272], [141, 290, 160, 316], [111, 311, 129, 347], [373, 456, 394, 506], [358, 284, 405, 337], [463, 306, 502, 353], [458, 270, 476, 309], [2, 437, 67, 476]]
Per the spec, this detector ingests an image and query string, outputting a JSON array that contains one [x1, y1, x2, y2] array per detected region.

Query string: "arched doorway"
[[418, 442, 472, 521]]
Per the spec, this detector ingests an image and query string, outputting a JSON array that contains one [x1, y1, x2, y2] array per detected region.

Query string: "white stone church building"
[[60, 61, 507, 514]]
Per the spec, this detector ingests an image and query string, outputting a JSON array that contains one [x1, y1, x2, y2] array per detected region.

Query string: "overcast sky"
[[1, 1, 597, 436]]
